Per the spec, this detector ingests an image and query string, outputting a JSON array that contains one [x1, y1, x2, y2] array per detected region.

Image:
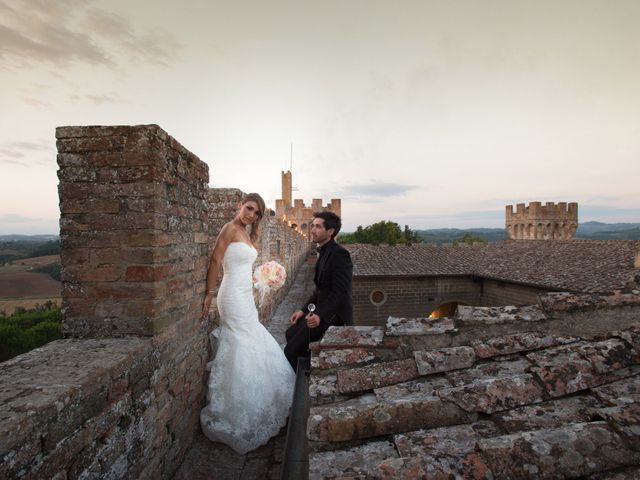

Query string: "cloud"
[[69, 93, 123, 105], [0, 16, 111, 68], [20, 96, 52, 108], [0, 147, 24, 158], [0, 0, 181, 69], [338, 182, 419, 200], [10, 140, 51, 151], [82, 8, 181, 66], [0, 139, 53, 166]]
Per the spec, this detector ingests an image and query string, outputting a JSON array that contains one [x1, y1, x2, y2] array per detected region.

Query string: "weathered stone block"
[[385, 316, 456, 336], [527, 342, 633, 397], [307, 396, 476, 442], [414, 346, 476, 375], [315, 348, 376, 370], [445, 357, 531, 387], [319, 326, 385, 349], [456, 305, 546, 324], [592, 374, 640, 406], [491, 395, 601, 433], [337, 358, 419, 394], [477, 422, 637, 479], [595, 403, 640, 452], [373, 376, 452, 402], [438, 373, 546, 414], [309, 441, 398, 480], [471, 331, 579, 359]]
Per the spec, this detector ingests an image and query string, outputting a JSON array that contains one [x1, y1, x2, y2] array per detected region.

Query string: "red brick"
[[125, 265, 174, 282]]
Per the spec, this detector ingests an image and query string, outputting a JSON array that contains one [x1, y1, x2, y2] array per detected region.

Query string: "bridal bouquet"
[[253, 260, 287, 305]]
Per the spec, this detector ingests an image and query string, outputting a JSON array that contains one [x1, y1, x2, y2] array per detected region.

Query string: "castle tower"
[[505, 201, 578, 240], [274, 170, 343, 238], [281, 171, 292, 209]]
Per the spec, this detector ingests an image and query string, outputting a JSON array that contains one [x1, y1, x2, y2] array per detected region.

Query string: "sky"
[[1, 0, 639, 235]]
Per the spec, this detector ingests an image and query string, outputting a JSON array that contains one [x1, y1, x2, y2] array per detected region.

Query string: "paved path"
[[173, 260, 315, 480]]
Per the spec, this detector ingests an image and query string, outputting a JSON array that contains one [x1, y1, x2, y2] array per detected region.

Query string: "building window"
[[370, 289, 387, 306], [276, 240, 281, 256]]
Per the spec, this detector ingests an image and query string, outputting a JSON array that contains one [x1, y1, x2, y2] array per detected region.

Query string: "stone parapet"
[[57, 124, 209, 338], [307, 294, 640, 479], [0, 332, 209, 479]]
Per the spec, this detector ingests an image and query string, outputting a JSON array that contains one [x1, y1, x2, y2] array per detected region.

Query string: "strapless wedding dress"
[[200, 242, 295, 454]]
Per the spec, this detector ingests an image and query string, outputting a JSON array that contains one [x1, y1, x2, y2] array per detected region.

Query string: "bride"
[[200, 193, 295, 454]]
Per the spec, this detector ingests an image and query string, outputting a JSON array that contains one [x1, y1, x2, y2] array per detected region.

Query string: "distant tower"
[[505, 202, 578, 240], [281, 170, 292, 208]]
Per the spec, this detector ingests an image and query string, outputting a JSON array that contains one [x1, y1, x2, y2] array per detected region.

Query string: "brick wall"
[[353, 275, 552, 326], [480, 279, 550, 307], [352, 276, 483, 326], [0, 125, 306, 479], [57, 124, 209, 338]]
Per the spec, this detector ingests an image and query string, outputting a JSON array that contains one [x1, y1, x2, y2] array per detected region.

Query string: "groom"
[[285, 211, 353, 371]]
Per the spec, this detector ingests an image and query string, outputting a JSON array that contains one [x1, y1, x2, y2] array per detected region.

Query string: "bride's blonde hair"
[[242, 193, 266, 245]]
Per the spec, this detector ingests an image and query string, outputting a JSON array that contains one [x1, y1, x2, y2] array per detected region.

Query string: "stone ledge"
[[307, 396, 476, 442], [455, 305, 546, 324], [0, 338, 152, 472], [477, 421, 637, 479], [540, 291, 640, 314]]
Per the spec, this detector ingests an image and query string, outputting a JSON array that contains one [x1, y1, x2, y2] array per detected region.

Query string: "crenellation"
[[275, 170, 342, 238], [505, 201, 578, 240]]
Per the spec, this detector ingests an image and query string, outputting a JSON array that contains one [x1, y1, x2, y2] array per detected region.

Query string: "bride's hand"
[[202, 292, 215, 318]]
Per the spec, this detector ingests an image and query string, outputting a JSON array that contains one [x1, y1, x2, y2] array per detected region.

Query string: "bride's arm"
[[202, 224, 233, 318]]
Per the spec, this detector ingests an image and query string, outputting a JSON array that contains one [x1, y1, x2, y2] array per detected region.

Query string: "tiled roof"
[[346, 240, 640, 293], [306, 292, 640, 479]]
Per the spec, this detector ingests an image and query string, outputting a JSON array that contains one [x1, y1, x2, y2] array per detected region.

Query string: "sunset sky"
[[1, 0, 639, 234]]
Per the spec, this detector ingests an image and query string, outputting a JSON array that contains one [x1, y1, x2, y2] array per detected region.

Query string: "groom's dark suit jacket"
[[302, 239, 353, 329]]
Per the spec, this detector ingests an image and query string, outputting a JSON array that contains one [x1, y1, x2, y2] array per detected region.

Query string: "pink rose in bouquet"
[[253, 260, 287, 304]]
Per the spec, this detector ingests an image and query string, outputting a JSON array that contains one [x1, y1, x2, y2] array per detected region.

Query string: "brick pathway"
[[173, 260, 315, 480]]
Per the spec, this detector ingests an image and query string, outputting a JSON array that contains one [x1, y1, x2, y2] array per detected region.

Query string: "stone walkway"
[[173, 259, 315, 480]]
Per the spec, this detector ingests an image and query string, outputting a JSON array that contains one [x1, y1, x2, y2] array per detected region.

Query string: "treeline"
[[34, 262, 62, 281], [0, 302, 62, 362], [338, 221, 490, 246], [0, 239, 60, 263], [416, 228, 507, 244], [338, 221, 420, 246]]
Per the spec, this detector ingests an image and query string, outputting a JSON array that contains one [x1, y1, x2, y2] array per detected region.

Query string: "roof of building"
[[306, 292, 640, 479], [346, 240, 640, 294]]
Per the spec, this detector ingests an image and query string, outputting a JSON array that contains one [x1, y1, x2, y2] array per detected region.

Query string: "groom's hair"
[[313, 211, 341, 238]]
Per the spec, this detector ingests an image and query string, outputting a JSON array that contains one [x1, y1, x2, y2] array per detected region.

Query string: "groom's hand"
[[306, 313, 321, 329], [290, 310, 305, 325]]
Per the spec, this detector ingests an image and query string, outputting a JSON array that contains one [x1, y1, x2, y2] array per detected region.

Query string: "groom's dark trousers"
[[285, 239, 353, 371]]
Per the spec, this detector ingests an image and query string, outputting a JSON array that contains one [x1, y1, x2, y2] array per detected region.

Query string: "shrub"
[[0, 307, 62, 362]]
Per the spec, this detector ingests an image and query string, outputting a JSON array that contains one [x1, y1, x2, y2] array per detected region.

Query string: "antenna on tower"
[[290, 143, 299, 192]]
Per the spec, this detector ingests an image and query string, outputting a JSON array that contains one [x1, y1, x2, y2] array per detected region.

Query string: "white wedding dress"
[[200, 242, 295, 454]]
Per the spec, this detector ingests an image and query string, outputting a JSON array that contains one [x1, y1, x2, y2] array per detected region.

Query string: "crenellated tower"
[[505, 201, 578, 240], [275, 170, 341, 237]]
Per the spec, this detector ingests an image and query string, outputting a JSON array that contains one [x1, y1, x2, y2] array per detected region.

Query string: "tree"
[[453, 233, 486, 245], [339, 221, 421, 246]]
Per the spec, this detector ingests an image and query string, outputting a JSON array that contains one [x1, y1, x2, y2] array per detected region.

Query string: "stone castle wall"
[[505, 202, 578, 240], [0, 125, 308, 480]]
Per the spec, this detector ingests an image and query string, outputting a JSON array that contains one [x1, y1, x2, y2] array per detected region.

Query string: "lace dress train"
[[200, 242, 295, 454]]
